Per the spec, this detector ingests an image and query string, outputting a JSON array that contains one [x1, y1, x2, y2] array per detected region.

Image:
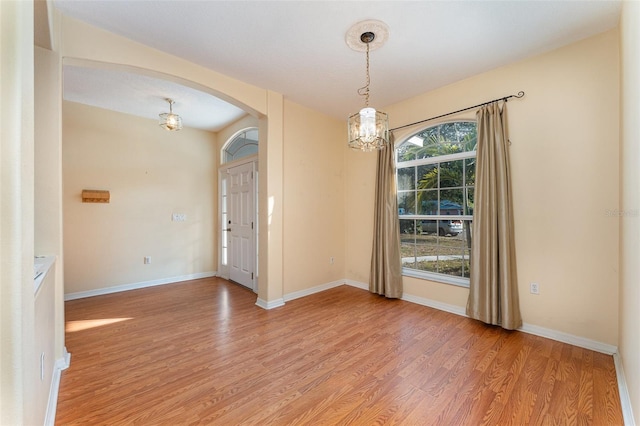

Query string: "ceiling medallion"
[[345, 19, 389, 53]]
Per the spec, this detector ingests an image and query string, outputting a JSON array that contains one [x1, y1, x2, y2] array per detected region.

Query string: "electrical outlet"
[[172, 213, 187, 222], [330, 257, 334, 264], [144, 256, 151, 264], [530, 282, 540, 295]]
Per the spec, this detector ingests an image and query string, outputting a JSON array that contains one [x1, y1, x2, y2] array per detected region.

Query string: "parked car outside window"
[[420, 219, 463, 236]]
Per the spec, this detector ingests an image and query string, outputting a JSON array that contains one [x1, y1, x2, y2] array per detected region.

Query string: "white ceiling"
[[54, 0, 621, 132], [63, 65, 247, 132]]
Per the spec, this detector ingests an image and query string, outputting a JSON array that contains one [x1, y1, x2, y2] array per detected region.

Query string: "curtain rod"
[[389, 91, 525, 132]]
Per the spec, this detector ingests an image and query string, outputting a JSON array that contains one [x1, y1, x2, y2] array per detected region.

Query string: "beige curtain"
[[370, 133, 403, 298], [466, 102, 522, 330]]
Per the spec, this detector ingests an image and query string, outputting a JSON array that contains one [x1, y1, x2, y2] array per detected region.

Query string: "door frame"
[[218, 156, 258, 292]]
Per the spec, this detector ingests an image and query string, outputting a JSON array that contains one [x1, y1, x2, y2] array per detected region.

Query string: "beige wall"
[[63, 101, 218, 294], [35, 46, 63, 258], [0, 2, 36, 424], [344, 145, 377, 284], [347, 29, 620, 345], [619, 1, 640, 420], [257, 91, 286, 303], [283, 100, 345, 295]]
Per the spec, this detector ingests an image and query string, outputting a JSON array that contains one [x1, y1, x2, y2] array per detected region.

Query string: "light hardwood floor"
[[56, 278, 624, 425]]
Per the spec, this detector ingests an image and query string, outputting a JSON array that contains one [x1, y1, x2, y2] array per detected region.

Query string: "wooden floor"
[[56, 278, 624, 425]]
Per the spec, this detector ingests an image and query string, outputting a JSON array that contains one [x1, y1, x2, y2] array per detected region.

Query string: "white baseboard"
[[399, 291, 618, 355], [64, 272, 218, 301], [255, 279, 347, 309], [45, 347, 70, 426], [267, 278, 621, 353], [283, 279, 345, 302], [255, 297, 285, 310], [613, 352, 636, 426], [519, 323, 617, 355], [344, 279, 368, 290], [401, 292, 467, 317], [344, 281, 618, 355]]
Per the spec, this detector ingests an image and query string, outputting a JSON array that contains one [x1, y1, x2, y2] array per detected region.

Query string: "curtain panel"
[[369, 134, 403, 298], [466, 102, 522, 330]]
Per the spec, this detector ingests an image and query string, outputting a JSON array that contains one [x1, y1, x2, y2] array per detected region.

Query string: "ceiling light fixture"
[[346, 20, 389, 152], [159, 98, 183, 131]]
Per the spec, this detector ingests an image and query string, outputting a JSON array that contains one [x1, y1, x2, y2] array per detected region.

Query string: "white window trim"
[[396, 150, 476, 169], [402, 267, 470, 288]]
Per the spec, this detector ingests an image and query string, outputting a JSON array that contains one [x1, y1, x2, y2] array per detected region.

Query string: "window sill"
[[402, 268, 470, 288], [34, 256, 55, 295]]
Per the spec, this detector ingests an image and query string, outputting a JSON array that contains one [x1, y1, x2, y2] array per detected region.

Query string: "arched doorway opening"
[[219, 128, 259, 290]]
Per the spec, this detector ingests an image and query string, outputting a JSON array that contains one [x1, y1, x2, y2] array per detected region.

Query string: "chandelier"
[[346, 21, 389, 152], [159, 98, 183, 131]]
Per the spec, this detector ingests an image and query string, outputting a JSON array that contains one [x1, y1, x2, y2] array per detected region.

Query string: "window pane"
[[421, 126, 439, 141], [462, 250, 471, 278], [400, 219, 417, 268], [234, 144, 258, 159], [397, 166, 415, 190], [397, 142, 416, 162], [417, 127, 439, 159], [441, 189, 464, 215], [420, 219, 441, 235], [415, 256, 438, 273], [414, 230, 439, 273], [457, 122, 477, 152], [439, 122, 458, 143], [464, 158, 476, 187], [398, 191, 415, 215], [417, 164, 437, 189], [465, 187, 474, 215], [223, 128, 259, 163], [440, 160, 464, 188], [437, 219, 461, 237], [400, 219, 418, 235], [418, 190, 438, 215]]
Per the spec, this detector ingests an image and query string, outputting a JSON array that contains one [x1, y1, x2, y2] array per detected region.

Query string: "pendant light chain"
[[357, 42, 371, 108]]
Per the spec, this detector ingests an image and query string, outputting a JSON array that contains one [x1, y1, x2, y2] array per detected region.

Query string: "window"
[[222, 128, 258, 163], [220, 174, 228, 267], [396, 121, 476, 286]]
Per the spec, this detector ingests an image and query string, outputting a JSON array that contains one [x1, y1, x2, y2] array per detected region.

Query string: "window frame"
[[221, 127, 259, 164], [396, 120, 476, 288]]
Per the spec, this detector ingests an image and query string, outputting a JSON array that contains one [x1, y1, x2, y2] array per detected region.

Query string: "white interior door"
[[228, 162, 255, 289]]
